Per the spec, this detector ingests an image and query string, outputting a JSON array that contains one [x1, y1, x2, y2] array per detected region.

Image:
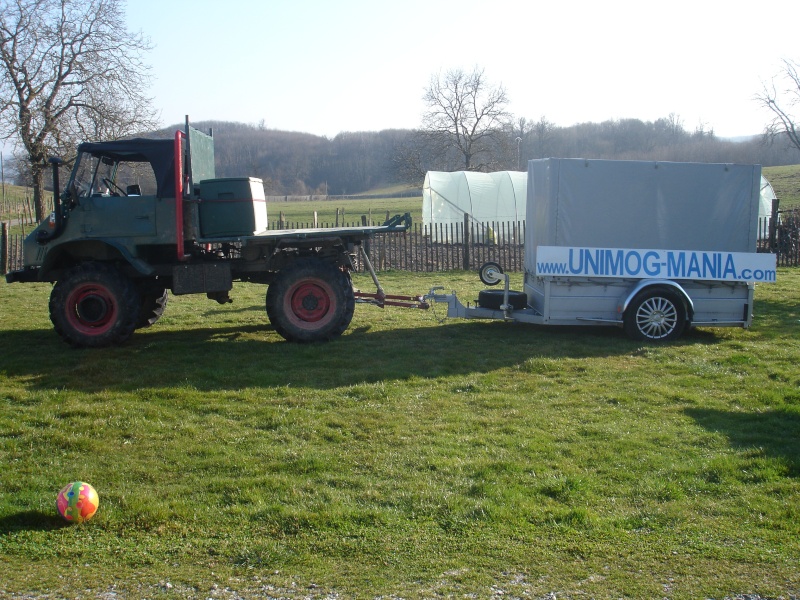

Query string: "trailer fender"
[[621, 280, 694, 321]]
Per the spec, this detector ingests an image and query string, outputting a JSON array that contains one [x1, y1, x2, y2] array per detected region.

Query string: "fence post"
[[462, 213, 470, 271], [361, 215, 371, 261], [1, 221, 8, 275], [769, 198, 780, 252]]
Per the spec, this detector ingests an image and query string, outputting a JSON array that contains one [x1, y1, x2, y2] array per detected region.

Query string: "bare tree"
[[531, 116, 556, 159], [420, 67, 511, 172], [757, 58, 800, 153], [0, 0, 159, 220]]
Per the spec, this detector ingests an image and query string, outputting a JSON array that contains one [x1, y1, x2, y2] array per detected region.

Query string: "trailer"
[[426, 158, 777, 342], [5, 119, 426, 347]]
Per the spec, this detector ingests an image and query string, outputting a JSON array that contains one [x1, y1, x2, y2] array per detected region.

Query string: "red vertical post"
[[174, 130, 189, 261]]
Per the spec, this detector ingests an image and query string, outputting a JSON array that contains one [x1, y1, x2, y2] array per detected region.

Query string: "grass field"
[[267, 196, 423, 228], [763, 165, 800, 209], [1, 269, 799, 598]]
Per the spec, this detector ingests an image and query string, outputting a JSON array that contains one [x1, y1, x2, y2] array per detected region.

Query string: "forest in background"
[[175, 117, 800, 196], [5, 117, 800, 197]]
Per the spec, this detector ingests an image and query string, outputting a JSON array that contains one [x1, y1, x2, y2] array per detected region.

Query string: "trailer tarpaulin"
[[525, 159, 761, 274]]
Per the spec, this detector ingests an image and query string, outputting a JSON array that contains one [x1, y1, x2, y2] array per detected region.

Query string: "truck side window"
[[114, 161, 158, 196]]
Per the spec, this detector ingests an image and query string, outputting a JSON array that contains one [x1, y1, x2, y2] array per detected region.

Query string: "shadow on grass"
[[686, 407, 800, 477], [751, 297, 800, 330], [0, 510, 69, 533], [0, 314, 726, 392]]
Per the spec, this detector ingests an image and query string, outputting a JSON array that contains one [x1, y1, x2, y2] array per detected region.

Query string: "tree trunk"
[[32, 163, 46, 222]]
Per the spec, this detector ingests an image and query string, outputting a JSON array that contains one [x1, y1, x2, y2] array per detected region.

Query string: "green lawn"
[[266, 196, 422, 228], [1, 270, 799, 599]]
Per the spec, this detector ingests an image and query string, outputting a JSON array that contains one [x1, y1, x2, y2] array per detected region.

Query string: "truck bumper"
[[5, 268, 41, 283]]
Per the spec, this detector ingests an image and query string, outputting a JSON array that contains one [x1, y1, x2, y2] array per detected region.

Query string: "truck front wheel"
[[623, 288, 687, 342], [266, 259, 355, 342], [49, 263, 140, 348]]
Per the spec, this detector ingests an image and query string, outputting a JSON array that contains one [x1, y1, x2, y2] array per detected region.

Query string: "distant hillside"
[[763, 165, 800, 209], [146, 119, 800, 197]]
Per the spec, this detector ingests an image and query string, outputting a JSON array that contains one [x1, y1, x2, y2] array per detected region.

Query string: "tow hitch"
[[353, 246, 429, 309]]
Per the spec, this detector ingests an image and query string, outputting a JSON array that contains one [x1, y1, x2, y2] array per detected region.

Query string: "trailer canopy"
[[422, 171, 526, 241], [525, 158, 762, 273]]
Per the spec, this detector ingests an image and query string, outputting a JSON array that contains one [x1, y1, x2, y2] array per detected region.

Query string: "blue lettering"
[[584, 249, 600, 275], [605, 250, 624, 276], [686, 253, 702, 278], [702, 252, 719, 279], [625, 251, 642, 275], [723, 254, 737, 279], [568, 248, 583, 274], [643, 251, 661, 276], [667, 252, 685, 278]]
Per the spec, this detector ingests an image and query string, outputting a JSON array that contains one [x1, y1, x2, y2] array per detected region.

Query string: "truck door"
[[79, 195, 157, 238], [76, 155, 159, 238]]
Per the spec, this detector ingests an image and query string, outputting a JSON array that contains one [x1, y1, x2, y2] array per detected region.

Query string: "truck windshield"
[[70, 152, 158, 198], [70, 152, 98, 198]]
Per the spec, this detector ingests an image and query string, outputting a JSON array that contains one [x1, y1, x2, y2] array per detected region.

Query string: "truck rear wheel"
[[266, 259, 355, 342], [49, 263, 140, 348], [136, 285, 168, 329], [623, 287, 687, 342]]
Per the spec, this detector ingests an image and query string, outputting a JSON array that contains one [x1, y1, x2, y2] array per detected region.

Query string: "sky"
[[52, 1, 800, 140]]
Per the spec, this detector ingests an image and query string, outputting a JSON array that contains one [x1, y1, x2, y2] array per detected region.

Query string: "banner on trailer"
[[535, 246, 777, 283]]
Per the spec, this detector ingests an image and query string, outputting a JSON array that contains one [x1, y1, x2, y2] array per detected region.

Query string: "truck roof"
[[77, 138, 176, 197]]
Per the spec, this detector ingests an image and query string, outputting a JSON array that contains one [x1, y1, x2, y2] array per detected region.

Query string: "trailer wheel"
[[136, 286, 168, 329], [623, 288, 687, 342], [266, 259, 355, 342], [477, 289, 528, 311], [49, 263, 140, 348], [479, 262, 504, 286]]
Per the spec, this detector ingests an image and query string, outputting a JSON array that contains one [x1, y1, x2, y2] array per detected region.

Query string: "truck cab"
[[19, 137, 181, 280]]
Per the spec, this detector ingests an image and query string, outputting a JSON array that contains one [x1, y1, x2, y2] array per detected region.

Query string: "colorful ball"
[[57, 481, 99, 523]]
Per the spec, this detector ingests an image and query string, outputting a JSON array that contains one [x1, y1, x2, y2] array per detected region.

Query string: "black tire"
[[265, 259, 355, 342], [479, 262, 504, 286], [136, 286, 168, 329], [623, 288, 687, 342], [477, 289, 528, 310], [49, 263, 140, 348]]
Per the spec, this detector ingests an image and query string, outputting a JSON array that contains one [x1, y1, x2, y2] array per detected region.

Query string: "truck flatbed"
[[200, 215, 411, 245]]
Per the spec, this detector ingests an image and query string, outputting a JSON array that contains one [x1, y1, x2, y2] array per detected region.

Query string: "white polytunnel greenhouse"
[[759, 175, 779, 239], [422, 171, 527, 242]]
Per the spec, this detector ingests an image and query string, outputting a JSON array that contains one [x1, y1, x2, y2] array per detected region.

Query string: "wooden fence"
[[762, 209, 800, 267], [1, 219, 526, 275], [4, 212, 800, 277], [351, 220, 525, 272]]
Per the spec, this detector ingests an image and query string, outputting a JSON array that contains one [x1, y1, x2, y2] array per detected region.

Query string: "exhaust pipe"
[[36, 157, 65, 244]]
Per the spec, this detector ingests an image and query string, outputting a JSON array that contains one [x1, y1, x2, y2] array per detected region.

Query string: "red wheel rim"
[[289, 281, 332, 323], [65, 283, 118, 335]]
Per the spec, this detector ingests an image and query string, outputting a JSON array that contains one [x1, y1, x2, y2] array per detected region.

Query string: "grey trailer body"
[[427, 159, 777, 341]]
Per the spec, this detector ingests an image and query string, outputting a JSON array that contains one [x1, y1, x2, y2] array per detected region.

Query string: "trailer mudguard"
[[620, 279, 694, 318]]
